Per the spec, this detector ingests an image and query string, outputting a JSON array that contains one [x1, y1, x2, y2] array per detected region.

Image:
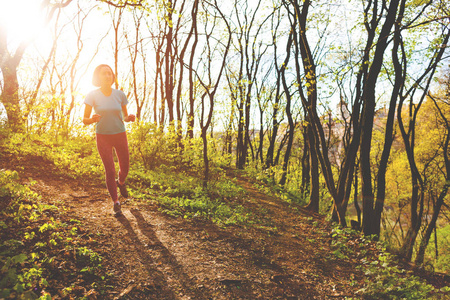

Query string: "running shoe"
[[116, 180, 129, 198], [113, 201, 122, 216]]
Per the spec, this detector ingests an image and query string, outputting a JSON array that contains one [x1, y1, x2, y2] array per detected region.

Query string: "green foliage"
[[244, 163, 309, 207], [159, 194, 251, 226], [329, 226, 449, 299], [128, 122, 233, 174], [130, 164, 252, 226], [357, 252, 440, 299], [50, 136, 103, 179], [0, 170, 49, 298], [76, 246, 103, 274], [1, 127, 252, 228], [120, 123, 252, 225], [0, 169, 108, 299], [426, 224, 450, 274], [128, 122, 176, 169], [330, 227, 354, 260], [382, 98, 450, 273], [0, 132, 103, 180], [2, 121, 448, 299], [0, 170, 41, 222]]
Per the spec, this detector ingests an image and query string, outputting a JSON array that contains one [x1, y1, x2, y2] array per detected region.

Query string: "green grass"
[[1, 130, 255, 227], [129, 164, 253, 226], [329, 226, 449, 300], [1, 129, 449, 299], [0, 170, 109, 299]]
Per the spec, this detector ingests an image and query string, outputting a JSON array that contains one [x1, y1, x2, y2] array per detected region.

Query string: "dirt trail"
[[22, 169, 360, 299]]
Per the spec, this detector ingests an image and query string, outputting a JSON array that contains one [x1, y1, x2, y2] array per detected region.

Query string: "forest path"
[[17, 165, 362, 299]]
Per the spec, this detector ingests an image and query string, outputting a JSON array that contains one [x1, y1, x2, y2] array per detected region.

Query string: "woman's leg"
[[112, 132, 129, 185], [96, 133, 118, 202]]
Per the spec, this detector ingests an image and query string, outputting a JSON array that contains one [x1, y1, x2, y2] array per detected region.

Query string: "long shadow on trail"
[[115, 213, 178, 299], [117, 208, 213, 299]]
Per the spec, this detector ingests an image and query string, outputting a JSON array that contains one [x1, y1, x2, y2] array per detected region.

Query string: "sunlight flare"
[[0, 0, 46, 45]]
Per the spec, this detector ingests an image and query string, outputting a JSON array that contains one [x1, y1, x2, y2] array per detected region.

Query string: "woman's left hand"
[[125, 114, 136, 122]]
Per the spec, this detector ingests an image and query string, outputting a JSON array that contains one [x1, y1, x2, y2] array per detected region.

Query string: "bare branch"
[[98, 0, 145, 8]]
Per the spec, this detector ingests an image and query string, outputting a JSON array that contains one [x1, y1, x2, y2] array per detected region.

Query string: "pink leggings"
[[96, 132, 129, 202]]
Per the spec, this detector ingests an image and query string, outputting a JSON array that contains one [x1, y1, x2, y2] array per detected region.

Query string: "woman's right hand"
[[83, 105, 101, 125], [91, 114, 101, 123]]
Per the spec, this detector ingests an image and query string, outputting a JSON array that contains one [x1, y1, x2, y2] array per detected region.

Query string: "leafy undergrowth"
[[1, 131, 449, 299], [128, 165, 253, 227], [0, 131, 255, 228], [328, 227, 450, 299], [0, 170, 110, 299]]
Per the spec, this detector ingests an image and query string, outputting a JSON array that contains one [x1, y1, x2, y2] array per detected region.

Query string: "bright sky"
[[0, 0, 46, 46], [0, 0, 44, 122], [0, 0, 111, 123]]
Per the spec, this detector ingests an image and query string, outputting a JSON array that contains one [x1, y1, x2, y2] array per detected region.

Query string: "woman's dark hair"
[[92, 64, 116, 87]]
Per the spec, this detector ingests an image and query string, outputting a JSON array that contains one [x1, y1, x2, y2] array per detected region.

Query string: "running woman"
[[83, 64, 135, 216]]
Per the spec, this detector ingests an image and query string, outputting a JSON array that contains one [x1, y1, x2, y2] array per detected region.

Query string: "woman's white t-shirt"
[[84, 89, 128, 135]]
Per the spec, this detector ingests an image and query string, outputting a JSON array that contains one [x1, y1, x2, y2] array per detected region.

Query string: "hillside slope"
[[1, 156, 449, 299]]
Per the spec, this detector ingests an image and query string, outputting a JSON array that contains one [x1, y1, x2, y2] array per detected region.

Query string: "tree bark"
[[360, 0, 400, 236], [373, 0, 405, 236]]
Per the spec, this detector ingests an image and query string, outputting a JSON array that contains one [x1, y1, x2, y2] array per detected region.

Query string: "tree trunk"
[[279, 43, 295, 186], [0, 23, 26, 132], [305, 123, 319, 212], [288, 0, 322, 217], [187, 0, 199, 139], [258, 110, 264, 165], [198, 0, 231, 187], [415, 184, 448, 265], [360, 0, 400, 236], [354, 164, 361, 228], [300, 125, 310, 200], [165, 2, 174, 125], [374, 25, 403, 236], [236, 96, 245, 169], [265, 18, 285, 170], [0, 60, 23, 132]]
